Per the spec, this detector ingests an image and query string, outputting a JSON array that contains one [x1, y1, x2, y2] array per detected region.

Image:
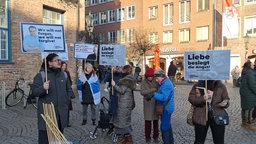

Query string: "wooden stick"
[[111, 66, 114, 95], [205, 80, 208, 121], [44, 56, 48, 94]]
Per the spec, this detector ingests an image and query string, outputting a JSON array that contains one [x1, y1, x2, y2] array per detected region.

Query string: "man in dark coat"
[[167, 61, 177, 87], [31, 53, 74, 144]]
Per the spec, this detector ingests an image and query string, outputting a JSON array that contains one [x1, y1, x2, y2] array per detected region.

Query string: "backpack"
[[40, 71, 67, 82]]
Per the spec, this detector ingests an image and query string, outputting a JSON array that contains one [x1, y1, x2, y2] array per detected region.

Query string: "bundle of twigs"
[[41, 103, 68, 144]]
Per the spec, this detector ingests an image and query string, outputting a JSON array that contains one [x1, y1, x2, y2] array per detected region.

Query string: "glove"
[[145, 93, 154, 101]]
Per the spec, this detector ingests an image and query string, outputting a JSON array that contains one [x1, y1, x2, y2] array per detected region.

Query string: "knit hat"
[[154, 69, 166, 77], [145, 68, 154, 77]]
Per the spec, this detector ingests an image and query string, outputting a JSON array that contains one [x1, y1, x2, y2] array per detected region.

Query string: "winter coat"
[[140, 78, 159, 121], [31, 68, 74, 130], [188, 82, 230, 126], [239, 68, 256, 110], [77, 72, 101, 105], [167, 64, 177, 76], [113, 74, 136, 129], [153, 77, 175, 132]]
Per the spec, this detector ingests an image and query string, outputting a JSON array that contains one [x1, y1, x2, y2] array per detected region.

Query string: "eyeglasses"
[[52, 59, 61, 63]]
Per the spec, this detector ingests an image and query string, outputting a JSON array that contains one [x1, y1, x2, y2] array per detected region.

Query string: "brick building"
[[85, 0, 256, 78], [0, 0, 85, 90]]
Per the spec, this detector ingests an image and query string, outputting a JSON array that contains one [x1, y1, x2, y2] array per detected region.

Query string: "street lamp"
[[86, 11, 94, 43], [244, 31, 250, 59], [83, 12, 94, 67]]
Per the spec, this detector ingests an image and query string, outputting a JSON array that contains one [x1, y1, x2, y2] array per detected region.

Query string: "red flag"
[[222, 0, 238, 37]]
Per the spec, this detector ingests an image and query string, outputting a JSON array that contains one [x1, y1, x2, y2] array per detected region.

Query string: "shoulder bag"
[[187, 105, 195, 126]]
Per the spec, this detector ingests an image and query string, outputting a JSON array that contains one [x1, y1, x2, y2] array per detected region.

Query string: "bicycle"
[[5, 77, 37, 109]]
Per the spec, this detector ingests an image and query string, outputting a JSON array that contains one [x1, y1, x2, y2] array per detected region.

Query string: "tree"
[[128, 28, 155, 73]]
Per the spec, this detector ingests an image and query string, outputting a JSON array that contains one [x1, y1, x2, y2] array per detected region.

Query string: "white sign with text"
[[99, 44, 126, 66], [184, 50, 230, 80]]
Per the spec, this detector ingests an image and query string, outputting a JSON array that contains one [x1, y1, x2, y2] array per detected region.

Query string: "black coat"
[[31, 68, 74, 130]]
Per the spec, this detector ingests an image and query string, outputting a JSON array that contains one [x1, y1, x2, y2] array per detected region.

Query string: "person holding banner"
[[239, 61, 256, 131], [153, 69, 175, 144], [188, 80, 230, 144], [30, 53, 74, 144], [23, 26, 44, 52], [77, 62, 101, 126], [111, 65, 136, 144]]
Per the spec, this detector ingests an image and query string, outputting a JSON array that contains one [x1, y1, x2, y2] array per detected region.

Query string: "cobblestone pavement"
[[0, 82, 256, 144]]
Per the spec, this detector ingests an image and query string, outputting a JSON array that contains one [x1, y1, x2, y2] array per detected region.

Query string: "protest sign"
[[42, 43, 68, 61], [99, 44, 126, 66], [184, 50, 230, 80], [20, 22, 65, 53], [74, 43, 98, 61]]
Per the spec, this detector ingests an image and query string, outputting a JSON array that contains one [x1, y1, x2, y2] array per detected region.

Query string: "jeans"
[[162, 125, 174, 144], [169, 76, 175, 87], [82, 104, 97, 121], [242, 108, 254, 123]]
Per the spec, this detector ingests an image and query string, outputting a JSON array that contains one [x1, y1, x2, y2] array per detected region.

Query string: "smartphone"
[[196, 87, 206, 96]]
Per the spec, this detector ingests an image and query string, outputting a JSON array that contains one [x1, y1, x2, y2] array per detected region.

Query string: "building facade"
[[0, 0, 85, 89], [85, 0, 256, 79]]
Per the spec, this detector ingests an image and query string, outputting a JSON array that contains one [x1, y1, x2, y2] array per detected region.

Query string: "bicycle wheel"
[[5, 89, 23, 107]]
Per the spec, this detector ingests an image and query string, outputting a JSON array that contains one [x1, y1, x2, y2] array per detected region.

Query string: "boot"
[[252, 118, 256, 123], [125, 134, 133, 144], [242, 120, 249, 127], [246, 124, 256, 131], [117, 135, 127, 144], [82, 120, 87, 125]]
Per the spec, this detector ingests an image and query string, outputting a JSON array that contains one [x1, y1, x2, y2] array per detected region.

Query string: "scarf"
[[77, 73, 101, 105]]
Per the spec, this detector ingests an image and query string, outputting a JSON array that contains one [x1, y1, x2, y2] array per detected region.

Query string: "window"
[[92, 13, 98, 25], [117, 29, 125, 43], [149, 6, 158, 20], [127, 28, 135, 43], [108, 31, 116, 43], [117, 8, 125, 21], [196, 26, 209, 41], [245, 16, 256, 35], [99, 11, 107, 24], [43, 8, 63, 24], [163, 3, 174, 25], [179, 29, 190, 43], [163, 31, 173, 44], [108, 10, 116, 23], [99, 32, 106, 43], [85, 0, 90, 7], [0, 0, 9, 62], [127, 5, 135, 20], [233, 0, 240, 5], [246, 0, 256, 4], [149, 32, 158, 44], [197, 0, 209, 11], [91, 0, 98, 5], [99, 0, 107, 3], [180, 1, 191, 23]]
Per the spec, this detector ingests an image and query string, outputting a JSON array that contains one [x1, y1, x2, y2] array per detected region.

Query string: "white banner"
[[184, 50, 230, 80], [74, 43, 98, 61], [99, 44, 126, 66], [20, 22, 65, 53]]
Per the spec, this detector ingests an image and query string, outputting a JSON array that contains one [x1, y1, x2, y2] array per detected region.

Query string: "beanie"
[[145, 68, 154, 77]]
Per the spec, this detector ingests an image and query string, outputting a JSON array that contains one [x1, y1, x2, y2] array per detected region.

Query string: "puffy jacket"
[[154, 77, 175, 132]]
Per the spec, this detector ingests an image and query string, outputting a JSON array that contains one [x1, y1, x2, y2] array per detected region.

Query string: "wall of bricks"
[[0, 0, 85, 90]]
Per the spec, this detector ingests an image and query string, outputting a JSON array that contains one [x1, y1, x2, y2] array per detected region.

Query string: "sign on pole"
[[20, 22, 65, 53], [184, 50, 231, 80], [99, 44, 126, 66], [74, 43, 98, 61]]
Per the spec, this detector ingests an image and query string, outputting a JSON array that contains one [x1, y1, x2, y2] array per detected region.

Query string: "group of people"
[[30, 53, 236, 144]]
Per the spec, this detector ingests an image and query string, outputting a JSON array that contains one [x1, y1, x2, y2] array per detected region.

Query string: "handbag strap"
[[163, 96, 171, 107]]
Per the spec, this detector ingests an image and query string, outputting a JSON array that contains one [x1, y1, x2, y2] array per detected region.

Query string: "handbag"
[[187, 105, 194, 126], [212, 110, 229, 125], [154, 102, 163, 115]]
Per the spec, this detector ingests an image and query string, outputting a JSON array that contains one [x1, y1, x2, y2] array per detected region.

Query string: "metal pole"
[[2, 81, 6, 109]]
